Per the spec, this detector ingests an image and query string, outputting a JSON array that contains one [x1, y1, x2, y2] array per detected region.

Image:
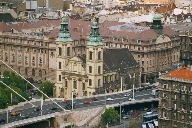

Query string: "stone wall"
[[54, 106, 105, 128]]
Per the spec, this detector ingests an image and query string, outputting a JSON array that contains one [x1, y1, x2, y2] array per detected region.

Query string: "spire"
[[86, 18, 103, 46], [56, 16, 73, 42]]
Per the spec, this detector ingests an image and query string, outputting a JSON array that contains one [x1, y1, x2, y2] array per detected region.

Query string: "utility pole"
[[11, 93, 12, 105], [105, 88, 106, 108], [119, 102, 121, 124], [7, 109, 8, 123], [121, 76, 122, 93], [41, 95, 43, 116], [26, 82, 27, 93], [133, 73, 135, 100]]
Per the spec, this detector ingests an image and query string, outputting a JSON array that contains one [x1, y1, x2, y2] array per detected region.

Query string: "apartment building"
[[158, 66, 192, 128]]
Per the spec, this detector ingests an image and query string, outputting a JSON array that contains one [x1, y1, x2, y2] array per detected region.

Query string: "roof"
[[103, 48, 138, 73], [156, 4, 176, 14], [165, 67, 192, 81], [0, 13, 15, 22], [153, 13, 161, 20], [144, 0, 169, 4]]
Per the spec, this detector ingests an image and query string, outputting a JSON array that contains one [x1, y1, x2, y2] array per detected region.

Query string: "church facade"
[[54, 16, 140, 98]]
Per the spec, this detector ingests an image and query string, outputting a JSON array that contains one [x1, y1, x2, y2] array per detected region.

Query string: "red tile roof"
[[165, 67, 192, 81], [156, 4, 176, 14]]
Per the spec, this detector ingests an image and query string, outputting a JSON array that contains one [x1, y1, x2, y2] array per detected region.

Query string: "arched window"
[[98, 66, 101, 74], [32, 57, 35, 64], [98, 51, 101, 60], [39, 57, 42, 64], [32, 69, 35, 76], [18, 55, 21, 62], [67, 47, 70, 56], [4, 53, 8, 61], [11, 54, 15, 62], [25, 56, 28, 64], [39, 70, 42, 78], [25, 68, 28, 76], [89, 79, 92, 86]]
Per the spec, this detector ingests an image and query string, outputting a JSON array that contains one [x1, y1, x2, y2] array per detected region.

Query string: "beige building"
[[0, 20, 61, 82], [54, 16, 140, 98], [158, 66, 192, 128]]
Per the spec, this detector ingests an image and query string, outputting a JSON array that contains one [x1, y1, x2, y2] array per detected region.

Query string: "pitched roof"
[[156, 4, 176, 14], [103, 48, 138, 73], [165, 67, 192, 81]]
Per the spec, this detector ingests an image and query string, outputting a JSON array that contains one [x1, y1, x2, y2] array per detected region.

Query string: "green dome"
[[153, 13, 161, 20]]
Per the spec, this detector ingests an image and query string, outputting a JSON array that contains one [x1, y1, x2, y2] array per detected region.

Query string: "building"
[[54, 16, 140, 98], [158, 66, 192, 128], [0, 20, 61, 82]]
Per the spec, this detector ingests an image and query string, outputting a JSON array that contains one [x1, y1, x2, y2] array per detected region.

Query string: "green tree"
[[0, 70, 30, 109], [101, 107, 119, 125], [38, 81, 54, 97]]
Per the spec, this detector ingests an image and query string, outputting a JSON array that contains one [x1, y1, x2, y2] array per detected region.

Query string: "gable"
[[155, 35, 171, 44]]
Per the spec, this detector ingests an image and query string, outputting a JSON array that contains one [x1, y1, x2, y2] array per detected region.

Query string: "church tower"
[[86, 18, 103, 96], [150, 13, 163, 37], [55, 16, 73, 98]]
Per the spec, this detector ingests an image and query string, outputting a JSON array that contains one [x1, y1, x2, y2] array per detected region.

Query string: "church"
[[54, 16, 140, 98]]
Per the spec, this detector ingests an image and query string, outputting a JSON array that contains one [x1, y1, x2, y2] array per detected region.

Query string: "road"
[[0, 88, 155, 126]]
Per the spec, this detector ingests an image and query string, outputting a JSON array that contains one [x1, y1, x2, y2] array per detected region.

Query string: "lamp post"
[[119, 101, 122, 124], [105, 88, 106, 108], [7, 103, 8, 123]]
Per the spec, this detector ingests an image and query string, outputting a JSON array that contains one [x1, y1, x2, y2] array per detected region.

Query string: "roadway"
[[0, 88, 156, 126]]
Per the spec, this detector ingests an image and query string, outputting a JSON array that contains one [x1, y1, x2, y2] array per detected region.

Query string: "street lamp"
[[119, 101, 122, 124], [72, 91, 73, 110]]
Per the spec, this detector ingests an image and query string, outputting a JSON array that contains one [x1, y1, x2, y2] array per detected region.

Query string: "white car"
[[106, 98, 114, 101], [129, 98, 135, 101]]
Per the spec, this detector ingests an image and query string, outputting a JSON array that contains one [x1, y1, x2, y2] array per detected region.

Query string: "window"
[[163, 93, 166, 97], [149, 39, 152, 43], [67, 47, 70, 56], [57, 75, 61, 81], [83, 83, 85, 90], [25, 56, 28, 64], [39, 70, 42, 78], [89, 79, 92, 86], [89, 51, 92, 60], [98, 66, 101, 74], [4, 53, 8, 61], [25, 68, 28, 76], [58, 47, 61, 56], [65, 80, 68, 87], [39, 57, 42, 64], [98, 51, 101, 60], [89, 66, 92, 73], [32, 57, 35, 64], [98, 79, 100, 87], [137, 39, 141, 44], [11, 54, 15, 62], [18, 55, 21, 62], [32, 69, 35, 76], [59, 62, 61, 69], [73, 80, 77, 89]]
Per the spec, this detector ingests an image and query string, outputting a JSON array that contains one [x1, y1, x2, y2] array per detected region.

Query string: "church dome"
[[153, 13, 161, 20]]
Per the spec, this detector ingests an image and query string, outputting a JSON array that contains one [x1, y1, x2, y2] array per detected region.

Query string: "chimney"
[[190, 65, 192, 71]]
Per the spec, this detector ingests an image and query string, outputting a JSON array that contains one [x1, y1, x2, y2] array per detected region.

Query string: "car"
[[11, 111, 21, 116], [33, 107, 40, 111], [106, 98, 114, 101], [138, 87, 143, 91], [63, 100, 69, 103], [20, 114, 29, 119], [129, 98, 135, 101], [124, 93, 130, 97], [129, 112, 136, 115], [121, 115, 129, 119], [84, 101, 90, 104], [50, 107, 57, 110], [91, 98, 98, 101]]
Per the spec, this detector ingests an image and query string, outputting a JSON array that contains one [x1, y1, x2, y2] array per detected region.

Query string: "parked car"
[[65, 102, 76, 109], [84, 101, 90, 104], [91, 98, 98, 101], [63, 100, 69, 103], [20, 114, 29, 119], [129, 112, 136, 115], [124, 93, 130, 97], [33, 107, 40, 111], [11, 111, 21, 116], [106, 98, 114, 101], [50, 107, 57, 110], [121, 115, 129, 119], [138, 87, 143, 91]]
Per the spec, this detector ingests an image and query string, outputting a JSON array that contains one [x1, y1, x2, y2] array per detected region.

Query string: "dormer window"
[[149, 39, 152, 44], [122, 38, 125, 42], [113, 37, 115, 41], [137, 39, 141, 44]]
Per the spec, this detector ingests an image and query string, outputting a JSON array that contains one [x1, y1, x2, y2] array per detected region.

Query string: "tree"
[[0, 70, 30, 109], [38, 81, 54, 97], [101, 107, 119, 125]]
